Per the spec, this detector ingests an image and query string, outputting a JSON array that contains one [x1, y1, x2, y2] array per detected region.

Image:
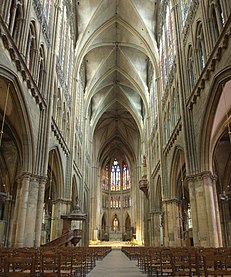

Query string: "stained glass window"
[[150, 76, 157, 127], [123, 196, 131, 208], [181, 0, 191, 25], [102, 165, 109, 190], [113, 216, 119, 231], [111, 159, 120, 191], [110, 196, 121, 209], [44, 0, 51, 23], [187, 45, 195, 91], [59, 3, 67, 67], [160, 3, 175, 90], [166, 3, 175, 68], [160, 27, 168, 88], [210, 0, 225, 45], [123, 163, 130, 190], [125, 197, 128, 207], [196, 23, 206, 73]]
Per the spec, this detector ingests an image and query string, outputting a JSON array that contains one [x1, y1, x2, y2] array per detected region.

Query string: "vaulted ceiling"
[[74, 0, 160, 165]]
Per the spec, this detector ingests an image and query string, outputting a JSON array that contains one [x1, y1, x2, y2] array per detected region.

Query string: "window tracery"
[[196, 22, 206, 73], [160, 2, 176, 90], [123, 163, 130, 190], [56, 89, 62, 128], [44, 0, 51, 24], [38, 45, 46, 92], [8, 0, 23, 44], [209, 0, 224, 45], [102, 165, 109, 191], [112, 216, 119, 231], [181, 0, 191, 25], [187, 45, 195, 92], [26, 22, 37, 74], [111, 160, 121, 191]]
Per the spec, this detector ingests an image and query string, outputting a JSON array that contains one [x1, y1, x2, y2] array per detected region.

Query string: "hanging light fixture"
[[219, 191, 229, 201], [219, 184, 230, 201]]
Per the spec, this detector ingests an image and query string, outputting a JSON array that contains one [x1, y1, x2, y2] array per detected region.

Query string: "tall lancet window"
[[181, 0, 191, 25], [123, 163, 130, 190], [44, 0, 51, 23], [166, 2, 175, 68], [111, 159, 121, 191], [160, 2, 176, 90], [102, 165, 109, 191]]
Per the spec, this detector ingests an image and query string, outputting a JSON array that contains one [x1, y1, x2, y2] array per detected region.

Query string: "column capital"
[[186, 171, 217, 182], [17, 172, 32, 182], [162, 198, 179, 205], [30, 174, 40, 182], [150, 209, 162, 215], [52, 198, 71, 205], [39, 175, 48, 184]]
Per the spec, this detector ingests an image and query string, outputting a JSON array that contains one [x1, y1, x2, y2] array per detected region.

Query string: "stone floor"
[[87, 249, 146, 277]]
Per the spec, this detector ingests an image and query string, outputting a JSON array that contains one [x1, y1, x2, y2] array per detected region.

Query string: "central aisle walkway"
[[87, 249, 146, 277]]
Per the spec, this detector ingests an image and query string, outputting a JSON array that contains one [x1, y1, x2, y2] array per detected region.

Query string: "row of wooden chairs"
[[0, 246, 111, 276], [122, 246, 231, 276]]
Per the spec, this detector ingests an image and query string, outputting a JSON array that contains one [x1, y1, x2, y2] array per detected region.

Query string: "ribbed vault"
[[74, 0, 160, 165]]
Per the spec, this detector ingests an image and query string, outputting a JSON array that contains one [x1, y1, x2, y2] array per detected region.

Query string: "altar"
[[109, 231, 122, 241]]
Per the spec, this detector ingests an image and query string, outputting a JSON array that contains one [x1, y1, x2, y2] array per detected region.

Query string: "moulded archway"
[[0, 72, 34, 247], [204, 78, 231, 246], [42, 148, 64, 244]]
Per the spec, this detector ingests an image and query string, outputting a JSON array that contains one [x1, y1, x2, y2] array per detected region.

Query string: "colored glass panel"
[[181, 0, 191, 25]]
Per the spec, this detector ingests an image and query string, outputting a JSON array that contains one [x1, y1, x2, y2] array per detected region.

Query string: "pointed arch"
[[187, 45, 195, 93], [195, 21, 206, 74], [111, 214, 120, 231], [0, 68, 34, 172], [71, 175, 78, 210], [8, 0, 25, 45], [37, 45, 46, 94], [46, 147, 64, 200], [26, 21, 37, 74], [155, 176, 162, 211], [200, 68, 231, 171], [170, 147, 186, 200]]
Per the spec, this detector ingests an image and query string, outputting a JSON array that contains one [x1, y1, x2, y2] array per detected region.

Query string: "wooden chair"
[[171, 250, 194, 276], [159, 249, 173, 276], [4, 255, 36, 276], [203, 253, 231, 277], [40, 252, 61, 276], [147, 248, 162, 277], [72, 253, 86, 277]]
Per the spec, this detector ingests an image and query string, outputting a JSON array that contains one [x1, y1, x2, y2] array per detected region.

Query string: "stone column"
[[8, 179, 21, 247], [150, 210, 162, 246], [50, 199, 67, 241], [14, 173, 31, 247], [90, 165, 98, 241], [187, 171, 222, 247], [2, 1, 11, 24], [24, 175, 40, 247], [162, 199, 182, 246], [2, 193, 13, 247], [34, 176, 46, 247]]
